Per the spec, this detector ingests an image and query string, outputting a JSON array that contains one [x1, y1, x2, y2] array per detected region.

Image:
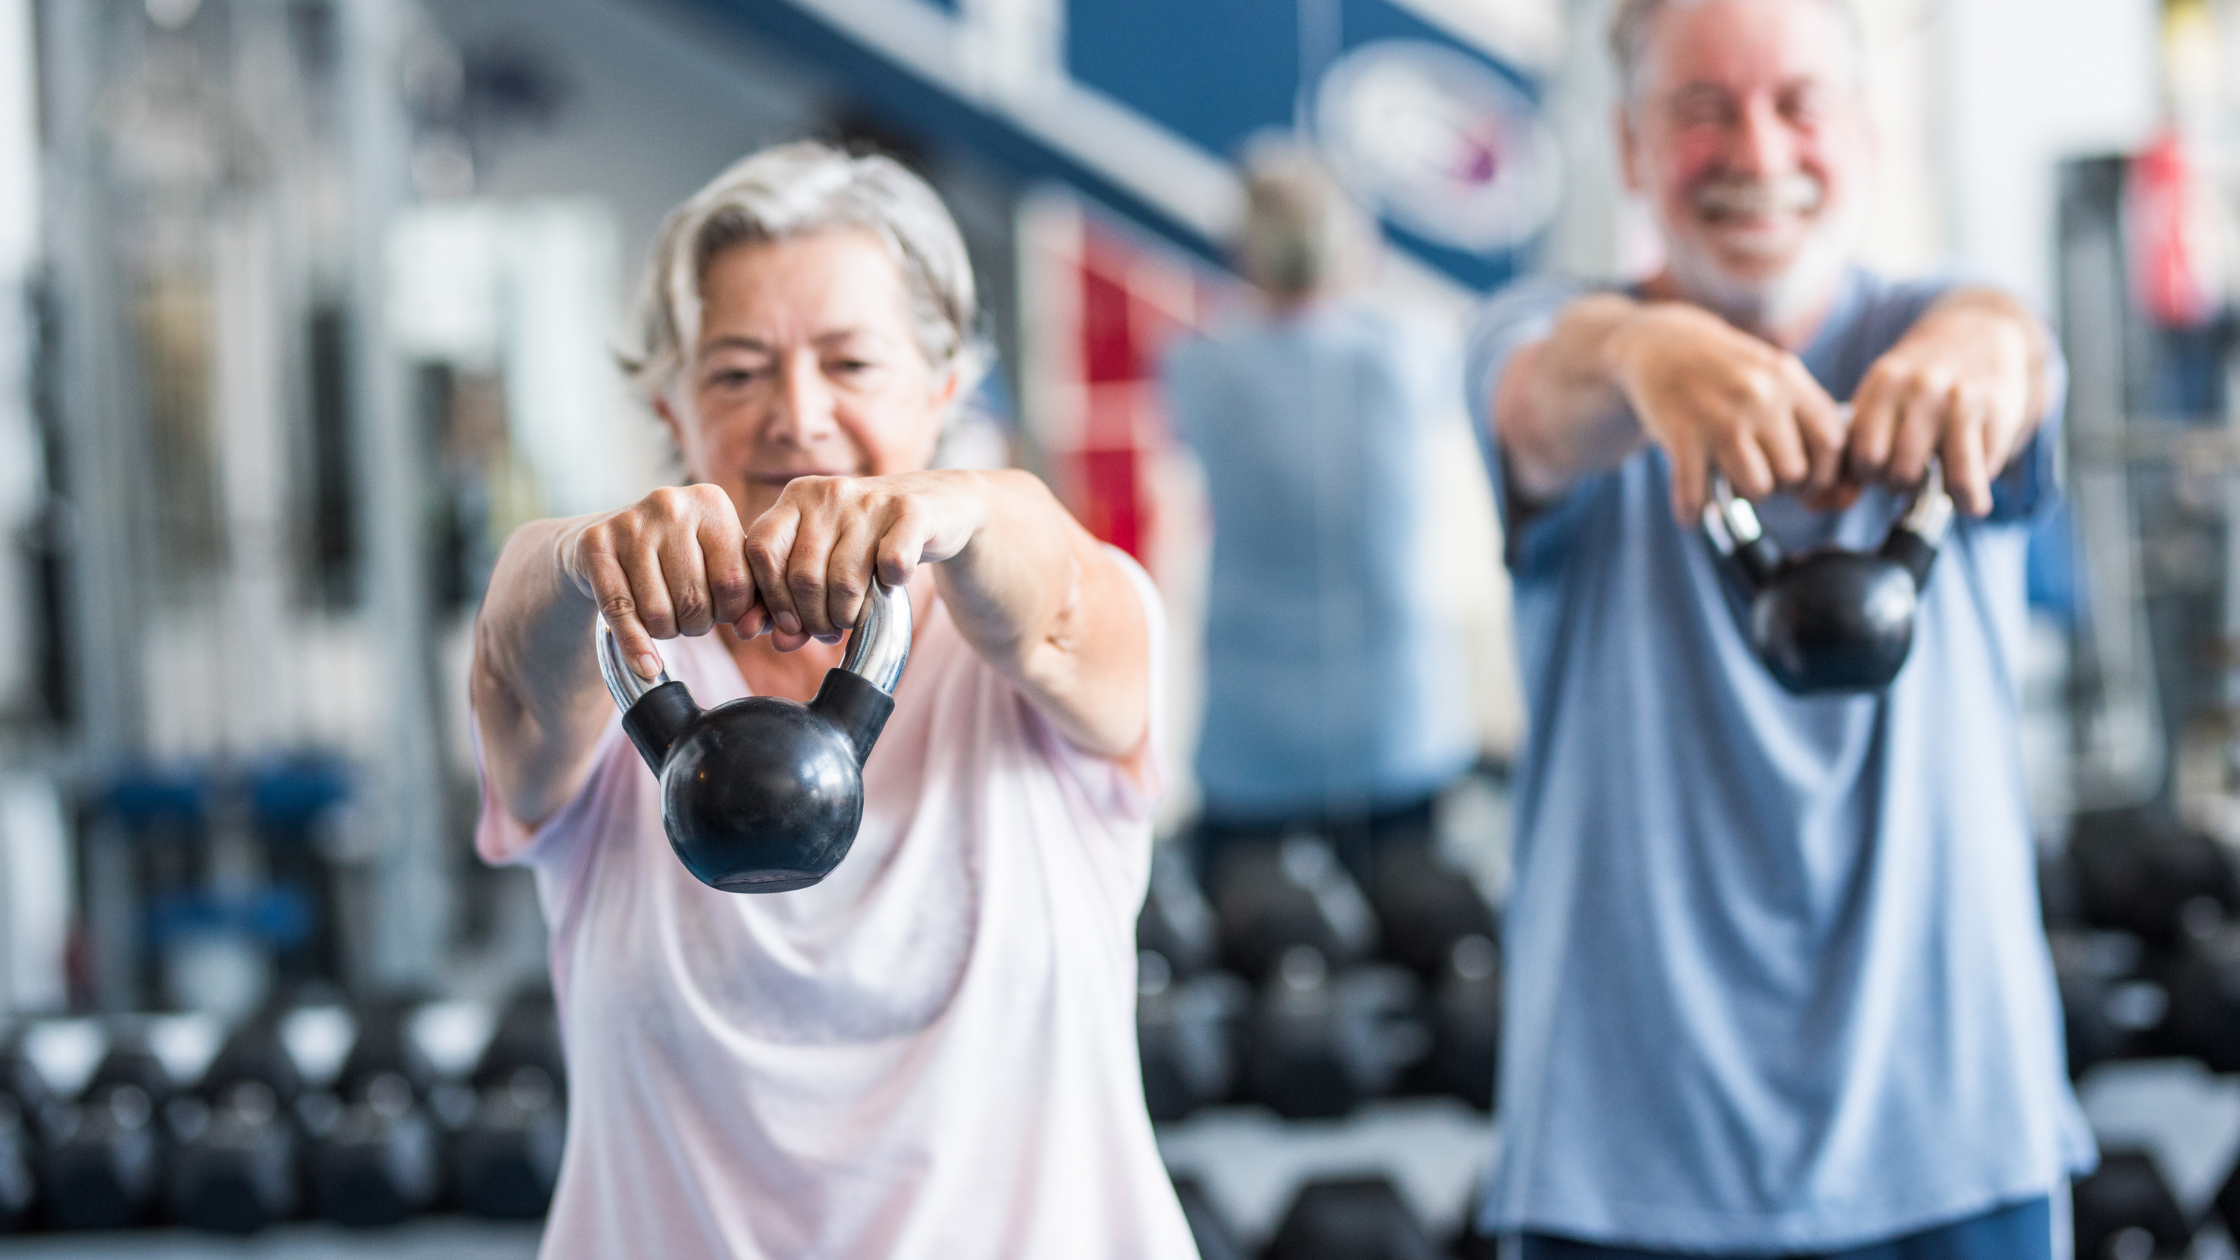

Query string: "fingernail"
[[775, 611, 801, 635], [636, 654, 661, 678], [815, 632, 842, 646]]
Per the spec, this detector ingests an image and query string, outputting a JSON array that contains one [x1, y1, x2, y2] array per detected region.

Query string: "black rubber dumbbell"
[[2149, 924, 2240, 1071], [41, 1034, 174, 1230], [167, 1017, 303, 1233], [1406, 934, 1502, 1111], [1212, 836, 1379, 983], [2074, 1149, 2190, 1260], [2049, 930, 2164, 1077], [2070, 810, 2239, 947], [1368, 843, 1499, 980], [1170, 1174, 1244, 1260], [1141, 847, 1221, 977], [1137, 951, 1246, 1122], [0, 1038, 52, 1232], [1242, 946, 1424, 1120], [308, 1003, 444, 1227], [452, 992, 567, 1220], [1264, 1175, 1442, 1260]]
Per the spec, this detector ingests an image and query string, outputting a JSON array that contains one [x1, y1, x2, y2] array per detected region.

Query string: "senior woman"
[[468, 143, 1196, 1259]]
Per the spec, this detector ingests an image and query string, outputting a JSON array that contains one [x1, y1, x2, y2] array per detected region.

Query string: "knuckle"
[[787, 568, 824, 597], [599, 593, 636, 620]]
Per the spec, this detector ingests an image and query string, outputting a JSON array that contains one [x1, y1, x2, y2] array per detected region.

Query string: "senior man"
[[1470, 1, 2092, 1258]]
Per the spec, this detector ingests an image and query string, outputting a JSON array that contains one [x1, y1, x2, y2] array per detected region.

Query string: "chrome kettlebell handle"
[[593, 578, 914, 712], [1701, 460, 1953, 559]]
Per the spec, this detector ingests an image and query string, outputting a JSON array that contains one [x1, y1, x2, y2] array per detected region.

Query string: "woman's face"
[[661, 229, 956, 525]]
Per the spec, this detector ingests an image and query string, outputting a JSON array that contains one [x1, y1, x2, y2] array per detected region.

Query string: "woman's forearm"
[[469, 516, 616, 828]]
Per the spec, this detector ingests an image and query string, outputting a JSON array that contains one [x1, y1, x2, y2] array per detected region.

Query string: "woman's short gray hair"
[[618, 141, 985, 400]]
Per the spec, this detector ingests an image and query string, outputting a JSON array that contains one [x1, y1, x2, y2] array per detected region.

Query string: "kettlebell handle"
[[1702, 461, 1953, 572], [593, 578, 914, 716]]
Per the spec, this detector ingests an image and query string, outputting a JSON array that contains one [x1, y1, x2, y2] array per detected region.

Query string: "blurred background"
[[0, 0, 2234, 1256]]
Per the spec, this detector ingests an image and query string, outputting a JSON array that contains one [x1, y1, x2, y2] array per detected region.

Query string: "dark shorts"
[[1519, 1199, 2053, 1260]]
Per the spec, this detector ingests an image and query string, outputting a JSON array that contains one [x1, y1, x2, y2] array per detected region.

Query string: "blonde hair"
[[617, 141, 986, 400], [1234, 141, 1377, 300]]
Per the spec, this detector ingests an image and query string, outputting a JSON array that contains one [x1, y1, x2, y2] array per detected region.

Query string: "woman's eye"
[[827, 359, 874, 376], [708, 368, 764, 388]]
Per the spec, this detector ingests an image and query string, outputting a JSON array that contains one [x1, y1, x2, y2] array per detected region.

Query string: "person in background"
[[1467, 1, 2089, 1258], [1160, 143, 1480, 887], [468, 142, 1193, 1260]]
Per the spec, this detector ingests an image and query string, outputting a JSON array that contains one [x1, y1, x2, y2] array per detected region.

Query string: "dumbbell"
[[2049, 930, 2163, 1077], [1137, 951, 1246, 1122], [452, 991, 567, 1219], [1242, 946, 1424, 1120], [1368, 842, 1499, 979], [2074, 1149, 2190, 1260], [1171, 1174, 1244, 1260], [1140, 846, 1221, 977], [41, 1034, 175, 1230], [167, 1017, 304, 1233], [0, 1038, 53, 1231], [1406, 934, 1502, 1111], [2069, 809, 2239, 947], [308, 1003, 444, 1227], [1212, 836, 1379, 982], [0, 1094, 34, 1232], [1264, 1175, 1442, 1260]]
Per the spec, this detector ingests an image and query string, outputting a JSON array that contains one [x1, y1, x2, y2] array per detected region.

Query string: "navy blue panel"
[[1064, 0, 1301, 162], [1336, 0, 1539, 101], [671, 0, 1225, 268]]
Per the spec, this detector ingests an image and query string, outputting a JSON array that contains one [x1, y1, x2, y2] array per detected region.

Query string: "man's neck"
[[1640, 267, 1844, 352]]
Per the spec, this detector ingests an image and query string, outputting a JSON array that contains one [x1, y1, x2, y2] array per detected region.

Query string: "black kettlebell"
[[595, 581, 912, 892], [1701, 463, 1952, 694]]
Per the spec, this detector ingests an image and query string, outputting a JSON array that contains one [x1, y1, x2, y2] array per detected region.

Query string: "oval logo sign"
[[1313, 39, 1562, 253]]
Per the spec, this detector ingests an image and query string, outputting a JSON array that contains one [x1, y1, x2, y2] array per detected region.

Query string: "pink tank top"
[[475, 553, 1195, 1259]]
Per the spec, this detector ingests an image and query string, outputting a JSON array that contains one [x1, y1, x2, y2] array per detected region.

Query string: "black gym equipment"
[[1242, 947, 1424, 1120], [41, 1033, 174, 1230], [2069, 808, 2239, 948], [2049, 930, 2163, 1077], [308, 1003, 444, 1227], [1367, 843, 1499, 981], [1170, 1174, 1244, 1260], [595, 579, 912, 893], [1140, 847, 1222, 977], [0, 1094, 34, 1231], [0, 1038, 51, 1231], [1136, 951, 1246, 1121], [451, 992, 567, 1220], [1407, 934, 1502, 1111], [1263, 1175, 1442, 1260], [2151, 923, 2240, 1072], [2073, 1149, 2191, 1260], [1211, 836, 1379, 983], [167, 1017, 305, 1233], [1700, 463, 1952, 693]]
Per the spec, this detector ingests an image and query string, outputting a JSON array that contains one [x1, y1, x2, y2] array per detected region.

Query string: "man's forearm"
[[1494, 293, 1652, 506]]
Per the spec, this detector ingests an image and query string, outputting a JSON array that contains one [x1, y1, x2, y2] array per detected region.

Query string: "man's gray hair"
[[1608, 0, 1864, 105], [618, 141, 986, 399]]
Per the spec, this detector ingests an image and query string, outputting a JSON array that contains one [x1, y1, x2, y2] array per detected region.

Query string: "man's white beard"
[[1659, 174, 1862, 336]]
